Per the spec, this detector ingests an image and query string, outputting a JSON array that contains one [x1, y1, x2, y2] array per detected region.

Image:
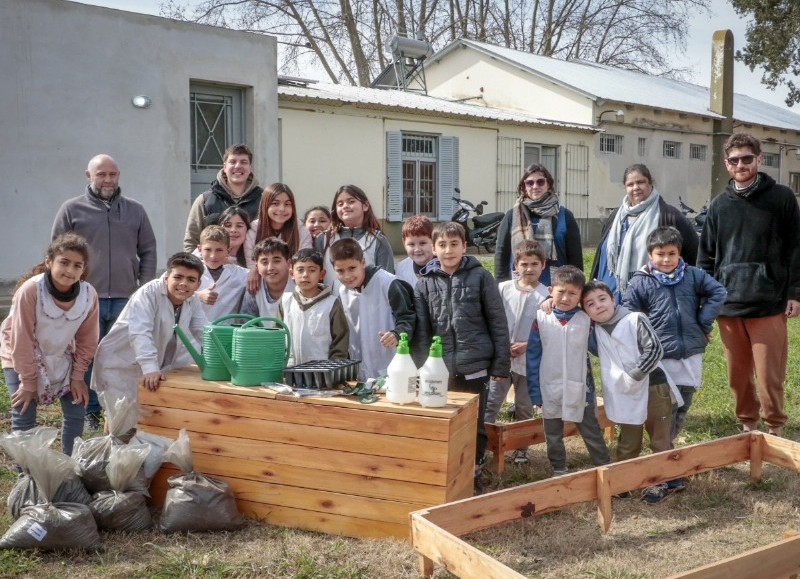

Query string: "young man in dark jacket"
[[414, 222, 510, 492], [698, 132, 800, 437]]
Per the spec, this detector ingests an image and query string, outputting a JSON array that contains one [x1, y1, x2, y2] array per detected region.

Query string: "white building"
[[423, 39, 800, 239]]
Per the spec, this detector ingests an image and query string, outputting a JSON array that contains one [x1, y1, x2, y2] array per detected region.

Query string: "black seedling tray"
[[283, 359, 361, 389]]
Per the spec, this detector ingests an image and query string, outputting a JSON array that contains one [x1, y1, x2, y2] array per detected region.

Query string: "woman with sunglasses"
[[590, 163, 697, 301], [495, 164, 583, 285]]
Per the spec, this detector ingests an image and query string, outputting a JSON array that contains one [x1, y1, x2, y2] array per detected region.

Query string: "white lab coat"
[[199, 263, 248, 322]]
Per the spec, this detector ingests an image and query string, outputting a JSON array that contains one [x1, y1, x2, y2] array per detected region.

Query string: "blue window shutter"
[[386, 132, 403, 222], [437, 136, 459, 221]]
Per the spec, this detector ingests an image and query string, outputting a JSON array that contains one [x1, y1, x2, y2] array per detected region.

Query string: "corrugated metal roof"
[[277, 81, 598, 132], [433, 39, 800, 132]]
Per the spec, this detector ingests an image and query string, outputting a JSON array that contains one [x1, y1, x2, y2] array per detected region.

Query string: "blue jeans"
[[84, 297, 128, 415], [4, 368, 85, 456]]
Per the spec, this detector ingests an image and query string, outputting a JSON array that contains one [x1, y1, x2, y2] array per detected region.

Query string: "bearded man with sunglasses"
[[698, 132, 800, 437]]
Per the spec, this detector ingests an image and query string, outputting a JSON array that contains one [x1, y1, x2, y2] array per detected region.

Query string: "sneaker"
[[85, 413, 102, 432], [512, 449, 529, 465], [768, 427, 784, 437], [552, 468, 569, 477], [641, 483, 669, 504], [665, 478, 686, 493]]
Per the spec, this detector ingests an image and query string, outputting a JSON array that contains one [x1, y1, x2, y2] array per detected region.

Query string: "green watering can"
[[211, 316, 292, 386], [174, 314, 254, 381]]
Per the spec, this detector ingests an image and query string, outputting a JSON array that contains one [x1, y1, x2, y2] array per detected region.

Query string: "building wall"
[[0, 0, 278, 281], [278, 98, 593, 249], [425, 47, 594, 125]]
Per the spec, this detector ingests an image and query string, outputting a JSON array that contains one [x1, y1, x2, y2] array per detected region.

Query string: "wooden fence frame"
[[411, 432, 800, 579]]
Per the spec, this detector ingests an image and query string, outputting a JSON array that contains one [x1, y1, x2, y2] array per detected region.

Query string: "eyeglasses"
[[725, 155, 756, 166], [524, 178, 548, 188]]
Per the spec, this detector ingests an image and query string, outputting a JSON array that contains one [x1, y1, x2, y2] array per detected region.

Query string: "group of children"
[[498, 225, 725, 502], [2, 178, 727, 501]]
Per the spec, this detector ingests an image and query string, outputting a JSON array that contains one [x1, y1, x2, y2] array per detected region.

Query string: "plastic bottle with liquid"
[[418, 336, 449, 408], [385, 333, 418, 405]]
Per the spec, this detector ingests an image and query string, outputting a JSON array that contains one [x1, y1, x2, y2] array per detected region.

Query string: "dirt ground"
[[2, 407, 800, 578]]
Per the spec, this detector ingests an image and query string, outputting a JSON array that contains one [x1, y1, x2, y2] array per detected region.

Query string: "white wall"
[[425, 47, 594, 125], [0, 0, 278, 281]]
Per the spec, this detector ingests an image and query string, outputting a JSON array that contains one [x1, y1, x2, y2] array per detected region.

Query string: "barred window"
[[689, 144, 707, 161], [638, 137, 647, 157], [663, 141, 682, 159], [762, 152, 780, 168], [600, 134, 623, 154]]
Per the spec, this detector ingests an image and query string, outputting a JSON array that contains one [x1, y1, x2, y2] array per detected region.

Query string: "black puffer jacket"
[[412, 256, 510, 378], [623, 265, 727, 359], [698, 173, 800, 317]]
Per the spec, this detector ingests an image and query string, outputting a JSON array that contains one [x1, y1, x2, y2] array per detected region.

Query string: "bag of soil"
[[159, 429, 244, 533], [1, 428, 91, 519], [73, 395, 149, 494], [130, 430, 173, 482], [0, 439, 101, 550], [90, 443, 152, 531]]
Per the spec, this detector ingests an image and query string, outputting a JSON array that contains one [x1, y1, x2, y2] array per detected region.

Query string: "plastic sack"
[[7, 474, 91, 520], [159, 429, 244, 533], [89, 444, 152, 531], [72, 395, 151, 494], [0, 438, 101, 550], [1, 428, 91, 519], [130, 430, 173, 481], [101, 393, 141, 443]]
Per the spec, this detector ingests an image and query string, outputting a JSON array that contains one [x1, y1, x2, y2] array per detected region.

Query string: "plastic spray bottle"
[[385, 333, 418, 405], [418, 336, 449, 408]]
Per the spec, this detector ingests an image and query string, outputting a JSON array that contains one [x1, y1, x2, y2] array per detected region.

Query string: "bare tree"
[[162, 0, 707, 85]]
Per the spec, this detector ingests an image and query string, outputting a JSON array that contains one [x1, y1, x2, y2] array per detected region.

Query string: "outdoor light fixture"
[[131, 95, 152, 109], [597, 109, 624, 124]]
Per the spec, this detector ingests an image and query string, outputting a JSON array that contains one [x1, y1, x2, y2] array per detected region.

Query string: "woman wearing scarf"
[[590, 164, 697, 301], [495, 164, 583, 285]]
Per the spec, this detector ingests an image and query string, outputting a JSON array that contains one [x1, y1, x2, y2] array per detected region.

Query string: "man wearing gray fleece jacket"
[[51, 154, 157, 425]]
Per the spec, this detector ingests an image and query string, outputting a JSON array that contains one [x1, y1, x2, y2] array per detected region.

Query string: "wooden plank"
[[668, 535, 800, 579], [445, 418, 477, 502], [421, 469, 598, 537], [142, 384, 454, 441], [596, 466, 611, 533], [447, 393, 478, 439], [411, 513, 526, 579], [762, 434, 800, 472], [240, 499, 409, 539], [750, 432, 763, 482], [160, 367, 474, 419], [152, 471, 425, 525], [139, 405, 449, 463], [148, 447, 448, 505], [141, 425, 450, 486], [485, 401, 614, 474], [602, 434, 751, 496]]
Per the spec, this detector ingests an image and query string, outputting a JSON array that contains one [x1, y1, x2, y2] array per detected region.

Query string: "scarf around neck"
[[510, 191, 560, 261], [646, 258, 686, 286], [732, 174, 762, 199], [604, 189, 661, 295], [44, 270, 80, 302]]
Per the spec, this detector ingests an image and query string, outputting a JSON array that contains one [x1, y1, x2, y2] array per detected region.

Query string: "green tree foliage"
[[731, 0, 800, 107]]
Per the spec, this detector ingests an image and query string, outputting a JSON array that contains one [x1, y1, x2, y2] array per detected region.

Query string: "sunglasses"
[[524, 178, 548, 188], [725, 155, 756, 166]]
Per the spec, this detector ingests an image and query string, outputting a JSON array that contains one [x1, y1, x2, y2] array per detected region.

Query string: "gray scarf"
[[510, 192, 560, 261]]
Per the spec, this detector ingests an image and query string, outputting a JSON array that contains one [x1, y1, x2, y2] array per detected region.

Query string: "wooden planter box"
[[485, 398, 615, 473], [411, 432, 800, 578], [139, 367, 477, 539]]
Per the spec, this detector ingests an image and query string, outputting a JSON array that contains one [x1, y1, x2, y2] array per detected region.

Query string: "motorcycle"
[[451, 188, 505, 252], [678, 196, 707, 237]]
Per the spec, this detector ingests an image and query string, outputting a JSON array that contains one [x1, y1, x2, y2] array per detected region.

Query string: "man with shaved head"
[[51, 154, 157, 429]]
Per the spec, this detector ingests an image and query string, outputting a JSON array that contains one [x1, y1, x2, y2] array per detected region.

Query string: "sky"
[[75, 0, 794, 113]]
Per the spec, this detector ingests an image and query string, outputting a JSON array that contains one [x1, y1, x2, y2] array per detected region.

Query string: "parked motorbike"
[[678, 196, 707, 237], [451, 188, 505, 252]]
